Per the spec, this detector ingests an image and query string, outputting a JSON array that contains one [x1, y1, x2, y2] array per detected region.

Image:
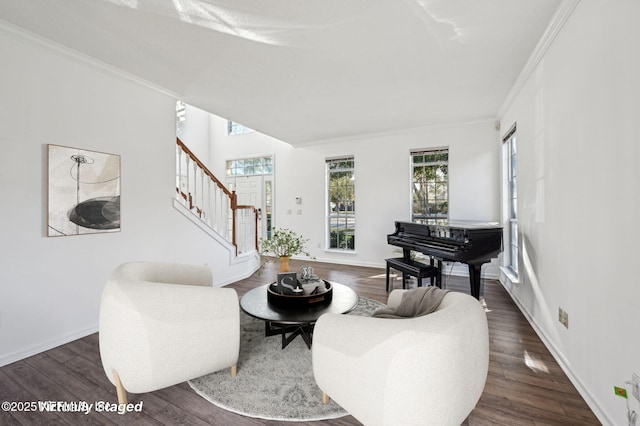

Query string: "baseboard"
[[1, 261, 259, 366], [216, 254, 261, 288], [230, 250, 260, 266], [498, 279, 612, 426], [306, 256, 501, 280], [172, 198, 237, 253], [306, 255, 385, 270], [0, 324, 98, 368]]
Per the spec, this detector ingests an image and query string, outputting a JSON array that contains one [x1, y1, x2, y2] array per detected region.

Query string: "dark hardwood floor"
[[0, 259, 600, 425]]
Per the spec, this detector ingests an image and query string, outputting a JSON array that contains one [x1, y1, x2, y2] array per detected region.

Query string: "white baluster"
[[193, 163, 198, 213], [206, 178, 211, 226], [176, 142, 258, 252], [215, 186, 222, 233], [176, 145, 182, 201]]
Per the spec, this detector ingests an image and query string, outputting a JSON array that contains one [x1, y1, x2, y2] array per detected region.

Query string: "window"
[[265, 180, 273, 239], [411, 148, 448, 224], [327, 157, 355, 250], [227, 121, 253, 135], [176, 101, 186, 135], [504, 125, 518, 275], [226, 157, 273, 176]]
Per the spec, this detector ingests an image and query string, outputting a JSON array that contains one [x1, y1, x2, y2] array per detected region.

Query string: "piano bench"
[[385, 257, 442, 292]]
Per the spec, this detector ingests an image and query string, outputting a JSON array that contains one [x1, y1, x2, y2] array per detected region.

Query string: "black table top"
[[240, 282, 358, 324]]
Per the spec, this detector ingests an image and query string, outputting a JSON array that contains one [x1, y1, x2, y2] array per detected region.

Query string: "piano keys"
[[387, 221, 503, 299]]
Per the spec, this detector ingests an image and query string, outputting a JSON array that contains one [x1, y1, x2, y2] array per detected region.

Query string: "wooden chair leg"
[[113, 369, 127, 405], [230, 364, 237, 377], [322, 392, 330, 404]]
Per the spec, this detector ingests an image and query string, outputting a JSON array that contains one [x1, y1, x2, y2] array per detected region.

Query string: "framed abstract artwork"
[[47, 144, 121, 237]]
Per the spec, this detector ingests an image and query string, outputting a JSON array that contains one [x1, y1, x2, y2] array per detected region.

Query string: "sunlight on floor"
[[480, 297, 491, 313], [524, 350, 550, 374], [369, 273, 389, 279]]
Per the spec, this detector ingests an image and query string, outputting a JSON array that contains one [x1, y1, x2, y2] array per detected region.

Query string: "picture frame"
[[47, 144, 121, 237]]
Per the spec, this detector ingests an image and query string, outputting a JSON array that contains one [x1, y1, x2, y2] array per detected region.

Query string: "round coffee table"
[[240, 282, 358, 349]]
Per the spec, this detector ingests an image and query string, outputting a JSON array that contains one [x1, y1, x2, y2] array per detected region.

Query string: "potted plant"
[[259, 228, 314, 272]]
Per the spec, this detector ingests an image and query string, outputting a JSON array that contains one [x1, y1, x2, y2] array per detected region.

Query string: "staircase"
[[175, 138, 258, 256]]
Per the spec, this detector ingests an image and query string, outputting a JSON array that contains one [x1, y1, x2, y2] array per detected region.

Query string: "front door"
[[227, 175, 271, 243]]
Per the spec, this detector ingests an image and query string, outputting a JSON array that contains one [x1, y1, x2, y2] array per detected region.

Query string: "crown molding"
[[297, 118, 497, 147], [496, 0, 581, 119], [0, 20, 179, 99]]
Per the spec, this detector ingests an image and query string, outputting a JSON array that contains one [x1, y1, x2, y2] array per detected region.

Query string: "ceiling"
[[0, 0, 563, 145]]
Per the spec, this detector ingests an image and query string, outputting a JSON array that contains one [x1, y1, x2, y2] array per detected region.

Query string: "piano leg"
[[403, 248, 411, 261], [468, 264, 483, 300], [429, 257, 435, 286], [402, 249, 411, 289]]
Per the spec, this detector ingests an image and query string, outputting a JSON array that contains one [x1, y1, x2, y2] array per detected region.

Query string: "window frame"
[[226, 156, 273, 176], [227, 120, 253, 135], [326, 156, 356, 251], [503, 124, 519, 277], [176, 100, 186, 135], [410, 148, 449, 225]]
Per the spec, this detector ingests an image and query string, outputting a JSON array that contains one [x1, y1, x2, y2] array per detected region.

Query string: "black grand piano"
[[387, 221, 503, 299]]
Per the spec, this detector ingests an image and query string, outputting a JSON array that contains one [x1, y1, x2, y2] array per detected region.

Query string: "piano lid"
[[398, 220, 502, 230], [444, 220, 501, 230]]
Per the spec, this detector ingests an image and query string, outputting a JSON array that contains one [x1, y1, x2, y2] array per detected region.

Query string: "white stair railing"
[[176, 138, 257, 254], [234, 206, 258, 254]]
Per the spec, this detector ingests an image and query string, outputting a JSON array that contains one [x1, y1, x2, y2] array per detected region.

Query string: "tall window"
[[504, 125, 518, 275], [327, 157, 355, 250], [411, 149, 449, 224], [265, 180, 273, 239], [176, 100, 186, 135], [227, 121, 253, 135]]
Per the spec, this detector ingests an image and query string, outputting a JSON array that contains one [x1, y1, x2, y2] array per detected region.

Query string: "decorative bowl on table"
[[267, 281, 333, 309], [301, 278, 326, 295]]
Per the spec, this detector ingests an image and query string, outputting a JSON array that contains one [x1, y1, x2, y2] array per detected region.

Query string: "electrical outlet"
[[558, 307, 569, 329], [632, 373, 640, 401]]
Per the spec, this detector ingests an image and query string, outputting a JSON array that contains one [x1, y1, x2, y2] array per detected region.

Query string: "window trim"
[[226, 155, 274, 177], [227, 120, 253, 135], [325, 156, 356, 251], [410, 147, 449, 224], [502, 123, 518, 278]]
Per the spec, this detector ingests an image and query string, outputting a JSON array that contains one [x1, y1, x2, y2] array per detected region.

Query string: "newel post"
[[231, 191, 238, 252], [254, 207, 259, 251]]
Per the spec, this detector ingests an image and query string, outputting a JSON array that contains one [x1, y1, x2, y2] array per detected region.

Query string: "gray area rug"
[[189, 297, 385, 421]]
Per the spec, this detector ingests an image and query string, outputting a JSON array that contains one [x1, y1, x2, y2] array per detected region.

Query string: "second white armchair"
[[312, 290, 489, 426]]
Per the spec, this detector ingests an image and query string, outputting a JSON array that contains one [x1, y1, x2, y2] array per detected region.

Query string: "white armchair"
[[99, 261, 240, 404], [312, 290, 489, 426]]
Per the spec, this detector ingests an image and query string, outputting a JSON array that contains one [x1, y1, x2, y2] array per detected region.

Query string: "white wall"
[[178, 104, 211, 161], [498, 1, 640, 424], [207, 115, 500, 271], [0, 27, 258, 366]]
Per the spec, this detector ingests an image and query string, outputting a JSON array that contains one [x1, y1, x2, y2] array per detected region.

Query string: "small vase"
[[279, 256, 291, 272]]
